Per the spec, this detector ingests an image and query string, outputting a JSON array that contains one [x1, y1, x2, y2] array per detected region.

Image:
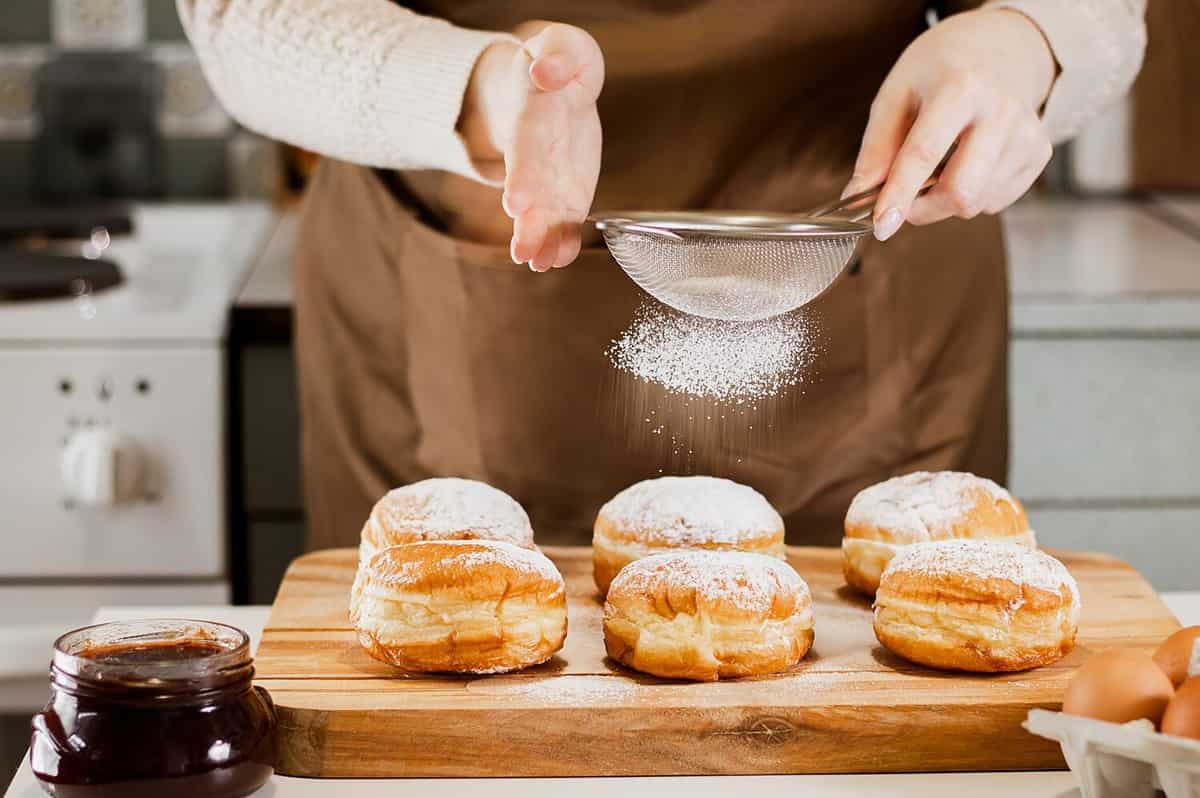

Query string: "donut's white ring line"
[[873, 593, 1079, 662], [605, 603, 814, 679]]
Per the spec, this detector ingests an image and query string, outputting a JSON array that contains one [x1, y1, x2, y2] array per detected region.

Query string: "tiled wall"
[[0, 0, 278, 202]]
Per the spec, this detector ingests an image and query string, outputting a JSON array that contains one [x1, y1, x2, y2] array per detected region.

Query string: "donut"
[[603, 550, 813, 681], [592, 476, 785, 594], [350, 540, 567, 674], [359, 477, 535, 563], [873, 539, 1079, 673], [842, 471, 1035, 596]]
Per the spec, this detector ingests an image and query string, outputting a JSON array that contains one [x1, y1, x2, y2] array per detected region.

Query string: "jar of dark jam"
[[30, 620, 275, 797]]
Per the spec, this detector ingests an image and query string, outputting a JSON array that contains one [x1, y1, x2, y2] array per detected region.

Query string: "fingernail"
[[840, 176, 864, 200], [874, 208, 902, 242], [528, 261, 538, 272]]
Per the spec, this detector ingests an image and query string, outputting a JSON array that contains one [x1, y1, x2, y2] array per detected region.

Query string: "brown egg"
[[1063, 649, 1175, 725], [1161, 677, 1200, 739], [1153, 626, 1200, 687]]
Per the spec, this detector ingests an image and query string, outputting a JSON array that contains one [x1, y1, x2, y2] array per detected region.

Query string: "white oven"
[[0, 203, 275, 709]]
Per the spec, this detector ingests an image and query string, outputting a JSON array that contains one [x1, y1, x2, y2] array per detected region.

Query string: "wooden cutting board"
[[255, 546, 1179, 778]]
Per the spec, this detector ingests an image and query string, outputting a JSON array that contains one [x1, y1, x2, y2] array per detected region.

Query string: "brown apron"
[[294, 0, 1008, 549]]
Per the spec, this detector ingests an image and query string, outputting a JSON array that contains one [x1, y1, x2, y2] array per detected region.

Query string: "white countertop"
[[7, 594, 1199, 797], [1003, 199, 1200, 335], [0, 203, 275, 343], [234, 198, 1200, 336], [235, 208, 295, 308], [1154, 195, 1200, 231]]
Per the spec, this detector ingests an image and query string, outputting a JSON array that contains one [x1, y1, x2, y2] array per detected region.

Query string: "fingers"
[[513, 219, 581, 271], [908, 106, 1050, 226], [873, 77, 978, 240], [906, 102, 1013, 226], [978, 116, 1052, 213], [844, 83, 913, 199], [554, 227, 582, 268], [502, 176, 535, 217], [511, 209, 548, 266], [528, 221, 562, 272], [504, 105, 553, 266]]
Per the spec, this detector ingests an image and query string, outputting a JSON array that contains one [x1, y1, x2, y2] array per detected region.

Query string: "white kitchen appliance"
[[0, 203, 275, 708]]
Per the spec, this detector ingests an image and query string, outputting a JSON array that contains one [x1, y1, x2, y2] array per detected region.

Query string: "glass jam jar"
[[30, 620, 275, 797]]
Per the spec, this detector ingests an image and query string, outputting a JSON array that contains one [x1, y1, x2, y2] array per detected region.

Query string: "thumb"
[[522, 23, 604, 99], [529, 52, 575, 92], [844, 84, 911, 198]]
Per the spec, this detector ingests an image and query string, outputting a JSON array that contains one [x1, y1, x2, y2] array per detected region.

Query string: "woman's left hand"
[[846, 9, 1058, 241]]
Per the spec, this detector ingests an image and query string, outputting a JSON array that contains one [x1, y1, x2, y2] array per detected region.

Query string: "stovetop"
[[0, 203, 275, 343]]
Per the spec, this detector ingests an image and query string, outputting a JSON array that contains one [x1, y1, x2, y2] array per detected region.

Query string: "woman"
[[180, 1, 1145, 548]]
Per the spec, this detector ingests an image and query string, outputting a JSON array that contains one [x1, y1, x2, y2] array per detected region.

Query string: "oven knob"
[[61, 429, 146, 507]]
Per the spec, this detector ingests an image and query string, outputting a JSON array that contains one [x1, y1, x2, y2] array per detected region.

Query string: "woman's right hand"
[[460, 22, 604, 271]]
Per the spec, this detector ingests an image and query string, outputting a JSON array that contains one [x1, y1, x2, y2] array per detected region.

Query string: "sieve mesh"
[[602, 225, 864, 322]]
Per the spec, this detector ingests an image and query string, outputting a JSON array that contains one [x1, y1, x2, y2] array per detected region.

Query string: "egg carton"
[[1025, 709, 1200, 798]]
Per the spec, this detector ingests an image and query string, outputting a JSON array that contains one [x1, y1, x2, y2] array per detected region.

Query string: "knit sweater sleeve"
[[984, 0, 1147, 142], [176, 0, 517, 181]]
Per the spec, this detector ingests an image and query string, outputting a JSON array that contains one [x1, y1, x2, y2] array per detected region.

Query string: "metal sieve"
[[592, 184, 884, 322]]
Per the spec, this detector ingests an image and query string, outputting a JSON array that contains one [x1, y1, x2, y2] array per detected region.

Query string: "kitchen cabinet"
[[1009, 338, 1200, 501]]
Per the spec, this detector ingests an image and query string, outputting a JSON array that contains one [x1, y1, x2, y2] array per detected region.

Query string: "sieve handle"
[[808, 173, 940, 224]]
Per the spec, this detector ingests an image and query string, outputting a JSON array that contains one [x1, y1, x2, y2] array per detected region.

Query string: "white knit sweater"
[[177, 0, 1146, 180]]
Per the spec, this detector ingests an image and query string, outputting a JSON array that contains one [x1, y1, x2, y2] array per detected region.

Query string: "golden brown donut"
[[359, 477, 535, 563], [873, 539, 1079, 673], [842, 471, 1035, 596], [350, 540, 567, 674], [603, 550, 814, 681], [592, 476, 785, 594]]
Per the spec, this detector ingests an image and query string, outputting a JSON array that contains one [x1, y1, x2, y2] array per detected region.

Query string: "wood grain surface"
[[255, 546, 1179, 778]]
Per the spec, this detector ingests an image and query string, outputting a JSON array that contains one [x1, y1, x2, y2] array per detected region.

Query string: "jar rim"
[[52, 619, 251, 690]]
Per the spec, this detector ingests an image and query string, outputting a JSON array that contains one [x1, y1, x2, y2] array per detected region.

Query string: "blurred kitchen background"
[[0, 0, 1198, 781]]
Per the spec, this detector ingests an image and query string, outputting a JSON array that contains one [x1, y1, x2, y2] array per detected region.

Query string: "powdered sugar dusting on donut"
[[885, 539, 1078, 601], [612, 550, 806, 613], [846, 471, 1017, 540], [368, 478, 533, 547], [370, 540, 563, 587], [599, 476, 782, 545]]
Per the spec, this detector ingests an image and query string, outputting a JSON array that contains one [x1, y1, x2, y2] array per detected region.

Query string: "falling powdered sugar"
[[607, 305, 817, 401]]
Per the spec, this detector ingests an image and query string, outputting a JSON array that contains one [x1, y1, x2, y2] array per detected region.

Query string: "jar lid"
[[53, 619, 252, 693]]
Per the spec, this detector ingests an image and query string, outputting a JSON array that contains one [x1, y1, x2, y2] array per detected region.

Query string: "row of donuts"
[[595, 471, 1079, 677], [347, 471, 1081, 680]]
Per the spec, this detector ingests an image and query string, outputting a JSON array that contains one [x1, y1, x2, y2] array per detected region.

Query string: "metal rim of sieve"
[[591, 211, 871, 241]]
